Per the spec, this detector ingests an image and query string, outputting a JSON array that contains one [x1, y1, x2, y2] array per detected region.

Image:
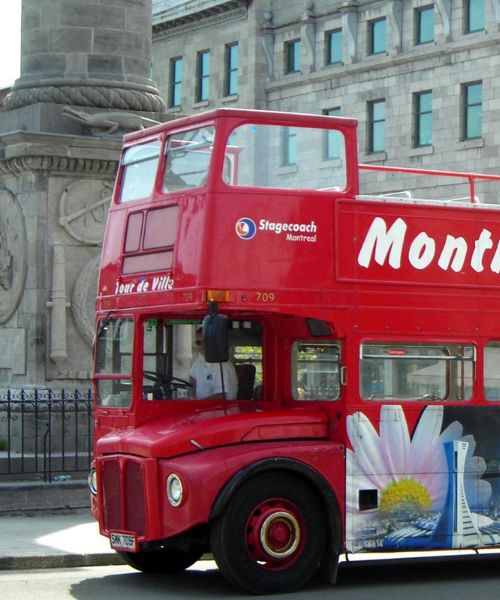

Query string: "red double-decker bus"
[[90, 108, 500, 594]]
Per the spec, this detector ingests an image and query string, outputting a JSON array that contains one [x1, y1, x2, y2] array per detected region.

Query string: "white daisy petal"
[[409, 406, 444, 475], [379, 405, 410, 477], [439, 421, 463, 444], [347, 412, 390, 488]]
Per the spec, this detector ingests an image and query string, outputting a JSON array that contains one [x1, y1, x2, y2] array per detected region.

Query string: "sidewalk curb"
[[0, 480, 90, 515], [0, 552, 125, 570]]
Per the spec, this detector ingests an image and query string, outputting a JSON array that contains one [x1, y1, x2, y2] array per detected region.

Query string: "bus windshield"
[[163, 125, 215, 192], [142, 318, 262, 402], [224, 123, 347, 191], [95, 317, 263, 406], [120, 140, 161, 203]]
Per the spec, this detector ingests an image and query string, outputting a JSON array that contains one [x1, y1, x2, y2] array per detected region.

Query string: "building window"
[[169, 57, 183, 108], [196, 50, 210, 102], [368, 100, 385, 152], [324, 107, 342, 159], [416, 6, 434, 44], [225, 43, 238, 96], [285, 39, 301, 73], [326, 29, 342, 64], [466, 0, 485, 32], [282, 127, 297, 166], [463, 82, 482, 139], [415, 91, 432, 147], [369, 18, 386, 54]]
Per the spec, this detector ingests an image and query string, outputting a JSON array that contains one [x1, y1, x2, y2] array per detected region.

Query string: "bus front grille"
[[101, 457, 147, 536]]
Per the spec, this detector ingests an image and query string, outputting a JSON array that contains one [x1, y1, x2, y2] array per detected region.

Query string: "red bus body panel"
[[92, 108, 500, 566]]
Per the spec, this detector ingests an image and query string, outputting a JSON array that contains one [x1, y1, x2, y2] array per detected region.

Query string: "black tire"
[[210, 472, 327, 594], [117, 547, 203, 574]]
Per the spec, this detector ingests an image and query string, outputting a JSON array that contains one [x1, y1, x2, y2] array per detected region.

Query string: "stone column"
[[0, 0, 165, 391], [6, 0, 164, 113]]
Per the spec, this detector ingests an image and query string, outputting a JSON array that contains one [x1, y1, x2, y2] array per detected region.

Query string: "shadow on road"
[[337, 553, 500, 588], [69, 561, 331, 600], [69, 554, 500, 600]]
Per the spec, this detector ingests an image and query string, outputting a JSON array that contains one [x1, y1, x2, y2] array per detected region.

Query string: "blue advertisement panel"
[[346, 405, 500, 552]]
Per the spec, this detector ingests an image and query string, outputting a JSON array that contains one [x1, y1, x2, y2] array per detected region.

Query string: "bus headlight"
[[166, 474, 183, 506], [88, 468, 98, 496]]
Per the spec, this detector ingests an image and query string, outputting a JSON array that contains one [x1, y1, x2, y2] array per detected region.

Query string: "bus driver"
[[190, 326, 238, 400]]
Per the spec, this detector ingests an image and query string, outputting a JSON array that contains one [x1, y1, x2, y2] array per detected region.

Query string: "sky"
[[0, 0, 22, 89]]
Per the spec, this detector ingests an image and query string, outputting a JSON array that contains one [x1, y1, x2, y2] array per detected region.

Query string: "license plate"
[[110, 532, 137, 551]]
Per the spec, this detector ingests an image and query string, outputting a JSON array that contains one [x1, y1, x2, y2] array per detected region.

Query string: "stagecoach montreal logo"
[[235, 217, 257, 240], [235, 217, 317, 243]]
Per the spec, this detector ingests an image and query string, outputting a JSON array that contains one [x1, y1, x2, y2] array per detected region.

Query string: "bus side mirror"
[[202, 313, 229, 363]]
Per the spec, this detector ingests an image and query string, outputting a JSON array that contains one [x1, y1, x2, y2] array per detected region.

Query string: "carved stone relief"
[[0, 210, 12, 291], [387, 0, 403, 54], [58, 179, 113, 245], [261, 11, 275, 79], [0, 189, 27, 324], [71, 253, 100, 348], [435, 0, 451, 42], [301, 1, 316, 73], [341, 7, 358, 64]]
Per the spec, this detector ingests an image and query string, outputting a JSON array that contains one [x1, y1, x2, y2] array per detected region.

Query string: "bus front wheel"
[[210, 472, 327, 594]]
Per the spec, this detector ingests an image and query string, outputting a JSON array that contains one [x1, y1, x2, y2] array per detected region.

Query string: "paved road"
[[3, 554, 500, 600]]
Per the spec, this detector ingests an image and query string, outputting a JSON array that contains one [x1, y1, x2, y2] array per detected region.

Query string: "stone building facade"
[[152, 0, 500, 199]]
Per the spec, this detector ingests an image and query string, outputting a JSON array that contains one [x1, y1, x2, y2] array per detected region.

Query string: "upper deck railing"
[[359, 163, 500, 206]]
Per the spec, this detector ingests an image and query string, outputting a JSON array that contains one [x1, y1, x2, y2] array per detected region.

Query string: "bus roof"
[[124, 107, 359, 144]]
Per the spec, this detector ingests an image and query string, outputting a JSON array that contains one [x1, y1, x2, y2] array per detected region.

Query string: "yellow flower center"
[[379, 479, 432, 513]]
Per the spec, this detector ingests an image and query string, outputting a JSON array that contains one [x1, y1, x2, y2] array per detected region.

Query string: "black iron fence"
[[0, 389, 93, 482]]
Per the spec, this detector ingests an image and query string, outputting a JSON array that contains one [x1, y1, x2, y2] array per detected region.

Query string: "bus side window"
[[95, 317, 134, 407], [360, 343, 474, 401], [485, 342, 500, 400], [292, 342, 341, 401]]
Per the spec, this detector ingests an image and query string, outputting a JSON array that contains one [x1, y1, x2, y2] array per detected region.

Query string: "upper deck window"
[[120, 140, 161, 203], [224, 123, 347, 191], [163, 125, 215, 193]]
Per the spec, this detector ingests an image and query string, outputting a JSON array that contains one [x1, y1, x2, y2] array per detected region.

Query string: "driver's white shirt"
[[190, 355, 238, 400]]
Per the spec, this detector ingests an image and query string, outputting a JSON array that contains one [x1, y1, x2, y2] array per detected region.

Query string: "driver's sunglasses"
[[195, 340, 202, 346]]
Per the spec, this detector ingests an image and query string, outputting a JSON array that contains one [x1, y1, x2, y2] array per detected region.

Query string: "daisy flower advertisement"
[[346, 405, 500, 552]]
